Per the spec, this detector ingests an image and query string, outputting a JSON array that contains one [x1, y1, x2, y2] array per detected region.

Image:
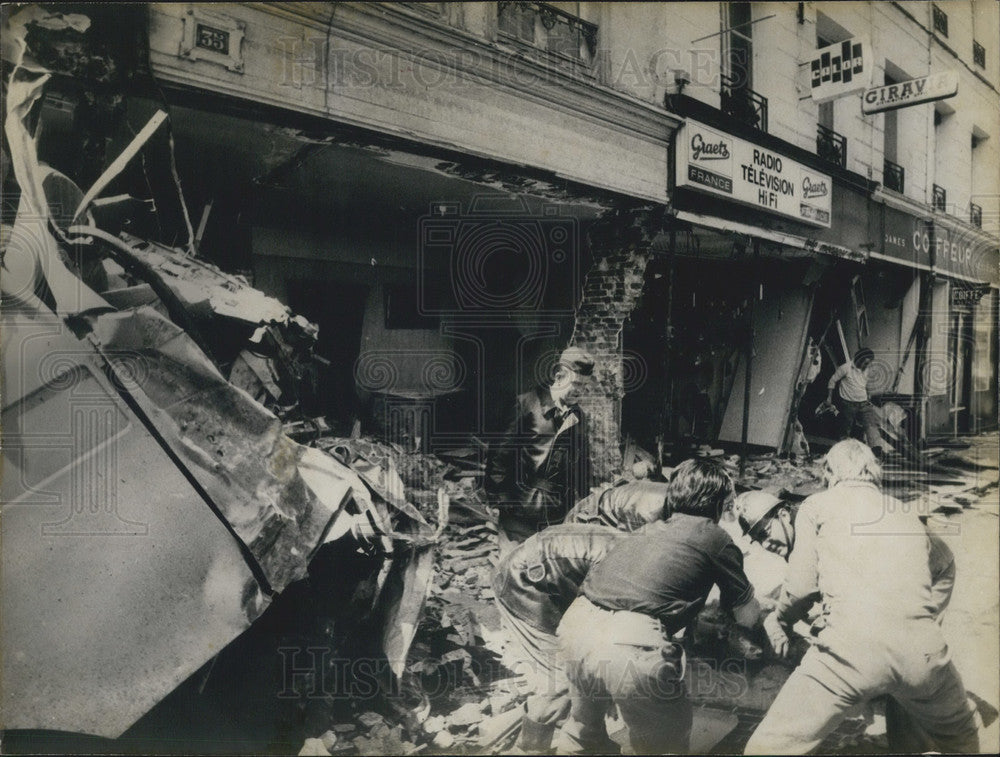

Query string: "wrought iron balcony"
[[973, 40, 986, 69], [933, 184, 947, 213], [497, 1, 598, 64], [720, 73, 768, 132], [816, 124, 847, 168], [883, 159, 905, 193], [970, 203, 982, 228], [932, 4, 948, 37]]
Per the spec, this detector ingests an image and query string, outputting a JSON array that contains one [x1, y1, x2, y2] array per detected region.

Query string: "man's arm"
[[827, 362, 850, 393], [714, 541, 762, 629], [927, 533, 956, 619], [775, 502, 821, 630], [485, 401, 522, 498]]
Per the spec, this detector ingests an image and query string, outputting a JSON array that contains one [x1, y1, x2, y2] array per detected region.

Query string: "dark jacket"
[[485, 385, 592, 542], [493, 523, 622, 633], [568, 480, 670, 530]]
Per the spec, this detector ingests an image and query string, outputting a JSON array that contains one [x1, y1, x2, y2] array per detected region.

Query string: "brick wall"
[[572, 206, 664, 482]]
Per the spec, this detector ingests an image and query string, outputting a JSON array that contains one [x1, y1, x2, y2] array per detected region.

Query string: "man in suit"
[[486, 346, 595, 555]]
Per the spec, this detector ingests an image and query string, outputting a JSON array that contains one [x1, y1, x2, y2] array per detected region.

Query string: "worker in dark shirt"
[[493, 523, 623, 752], [554, 459, 762, 754]]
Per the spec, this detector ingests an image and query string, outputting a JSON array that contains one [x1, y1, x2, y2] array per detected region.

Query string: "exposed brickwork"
[[572, 245, 652, 482]]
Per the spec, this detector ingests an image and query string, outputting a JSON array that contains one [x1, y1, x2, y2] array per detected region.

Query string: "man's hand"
[[764, 612, 791, 658]]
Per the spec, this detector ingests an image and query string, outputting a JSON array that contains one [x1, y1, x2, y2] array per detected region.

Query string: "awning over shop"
[[871, 201, 999, 286], [673, 209, 866, 262]]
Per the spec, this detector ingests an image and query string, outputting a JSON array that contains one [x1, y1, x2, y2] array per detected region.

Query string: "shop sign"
[[862, 71, 958, 115], [810, 37, 870, 103], [882, 206, 932, 267], [676, 120, 832, 228], [950, 283, 991, 307], [932, 223, 998, 284]]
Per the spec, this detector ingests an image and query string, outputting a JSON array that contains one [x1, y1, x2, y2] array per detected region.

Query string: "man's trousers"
[[554, 596, 690, 755], [745, 620, 979, 754]]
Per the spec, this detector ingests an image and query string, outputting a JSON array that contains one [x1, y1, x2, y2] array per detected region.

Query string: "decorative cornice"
[[251, 1, 682, 143]]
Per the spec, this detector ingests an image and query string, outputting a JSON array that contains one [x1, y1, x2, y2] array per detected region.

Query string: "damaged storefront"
[[0, 2, 681, 749], [619, 102, 996, 465], [622, 111, 888, 462]]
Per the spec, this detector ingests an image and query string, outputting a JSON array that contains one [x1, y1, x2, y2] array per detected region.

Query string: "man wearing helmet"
[[734, 488, 961, 751], [742, 440, 978, 754]]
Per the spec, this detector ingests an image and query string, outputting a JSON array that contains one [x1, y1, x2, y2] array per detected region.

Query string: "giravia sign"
[[862, 71, 959, 114]]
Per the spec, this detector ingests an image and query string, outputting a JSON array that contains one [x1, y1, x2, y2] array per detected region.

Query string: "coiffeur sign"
[[862, 71, 958, 114], [675, 119, 832, 228]]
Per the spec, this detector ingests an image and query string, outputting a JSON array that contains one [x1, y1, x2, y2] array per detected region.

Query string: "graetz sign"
[[862, 71, 958, 115], [676, 120, 832, 227]]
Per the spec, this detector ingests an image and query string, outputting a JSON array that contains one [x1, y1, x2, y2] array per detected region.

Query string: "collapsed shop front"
[[621, 116, 887, 458]]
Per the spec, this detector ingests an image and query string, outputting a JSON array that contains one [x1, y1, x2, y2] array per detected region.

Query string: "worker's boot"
[[512, 717, 557, 754]]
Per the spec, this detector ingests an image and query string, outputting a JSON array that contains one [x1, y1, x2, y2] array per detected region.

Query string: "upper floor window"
[[497, 2, 597, 66], [973, 40, 986, 69], [932, 4, 948, 37], [933, 184, 947, 213], [724, 2, 754, 90], [970, 203, 983, 228], [883, 72, 899, 163]]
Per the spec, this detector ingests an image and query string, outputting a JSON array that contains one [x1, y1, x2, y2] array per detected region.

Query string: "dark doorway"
[[286, 280, 370, 432]]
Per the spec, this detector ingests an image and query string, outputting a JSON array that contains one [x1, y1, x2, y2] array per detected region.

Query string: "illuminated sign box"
[[675, 120, 832, 228]]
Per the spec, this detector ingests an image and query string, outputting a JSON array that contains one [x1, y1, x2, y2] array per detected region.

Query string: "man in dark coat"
[[493, 523, 623, 752], [485, 346, 595, 554]]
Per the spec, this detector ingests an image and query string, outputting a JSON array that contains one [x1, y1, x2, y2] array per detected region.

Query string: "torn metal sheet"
[[85, 304, 347, 592], [1, 60, 412, 739], [382, 544, 437, 679], [0, 311, 269, 738], [117, 231, 307, 327]]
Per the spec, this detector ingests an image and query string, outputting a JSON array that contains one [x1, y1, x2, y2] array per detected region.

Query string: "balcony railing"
[[497, 1, 598, 64], [970, 203, 982, 228], [932, 4, 948, 37], [933, 184, 947, 212], [720, 73, 768, 132], [883, 159, 905, 193], [973, 40, 986, 69], [816, 124, 847, 168]]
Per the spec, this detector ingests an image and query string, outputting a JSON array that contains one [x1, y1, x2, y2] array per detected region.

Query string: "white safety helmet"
[[734, 490, 784, 537]]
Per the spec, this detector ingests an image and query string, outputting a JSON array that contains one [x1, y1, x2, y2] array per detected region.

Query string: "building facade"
[[7, 1, 999, 479]]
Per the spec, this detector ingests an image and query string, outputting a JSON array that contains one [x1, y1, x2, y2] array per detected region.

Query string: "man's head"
[[853, 347, 875, 370], [823, 438, 882, 488], [665, 458, 734, 523], [550, 346, 594, 405], [735, 490, 795, 559]]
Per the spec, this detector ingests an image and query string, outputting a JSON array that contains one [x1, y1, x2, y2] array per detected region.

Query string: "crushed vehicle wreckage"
[[0, 58, 442, 744]]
